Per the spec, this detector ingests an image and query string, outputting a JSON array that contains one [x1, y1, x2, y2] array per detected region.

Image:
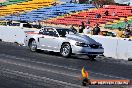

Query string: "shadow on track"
[[33, 50, 103, 61]]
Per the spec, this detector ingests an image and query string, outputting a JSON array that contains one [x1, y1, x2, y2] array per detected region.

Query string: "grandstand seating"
[[0, 0, 131, 31], [1, 3, 95, 22], [43, 5, 132, 27], [105, 19, 132, 29], [0, 0, 28, 6], [0, 0, 53, 17], [59, 0, 71, 3]]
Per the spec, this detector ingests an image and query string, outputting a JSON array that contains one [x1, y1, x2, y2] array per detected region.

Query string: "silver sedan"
[[25, 27, 104, 60]]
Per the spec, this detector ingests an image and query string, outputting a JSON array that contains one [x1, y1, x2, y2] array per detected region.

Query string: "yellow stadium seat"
[[127, 16, 132, 20], [0, 0, 54, 17], [106, 22, 114, 24], [130, 36, 132, 38], [113, 20, 119, 23], [120, 18, 125, 21], [100, 24, 105, 27]]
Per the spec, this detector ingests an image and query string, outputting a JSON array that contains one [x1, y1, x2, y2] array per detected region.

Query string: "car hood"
[[66, 34, 101, 45]]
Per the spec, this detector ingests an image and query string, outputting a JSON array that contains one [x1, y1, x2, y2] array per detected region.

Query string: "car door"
[[39, 28, 60, 51]]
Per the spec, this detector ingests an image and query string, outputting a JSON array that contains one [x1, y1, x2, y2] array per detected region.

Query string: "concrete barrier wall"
[[0, 26, 38, 45], [89, 35, 118, 59], [0, 27, 132, 60], [116, 38, 132, 60], [89, 35, 132, 60]]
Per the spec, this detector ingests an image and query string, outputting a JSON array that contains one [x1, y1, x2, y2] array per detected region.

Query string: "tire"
[[29, 40, 37, 52], [60, 43, 71, 57], [87, 55, 96, 61]]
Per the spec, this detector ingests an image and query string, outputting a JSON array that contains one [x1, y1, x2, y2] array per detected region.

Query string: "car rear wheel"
[[87, 55, 97, 61], [60, 43, 71, 57], [29, 40, 37, 52]]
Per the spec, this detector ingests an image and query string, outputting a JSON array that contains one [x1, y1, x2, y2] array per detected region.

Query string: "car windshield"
[[56, 28, 76, 37]]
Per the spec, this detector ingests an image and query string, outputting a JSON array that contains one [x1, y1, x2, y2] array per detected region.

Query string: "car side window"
[[42, 28, 58, 37]]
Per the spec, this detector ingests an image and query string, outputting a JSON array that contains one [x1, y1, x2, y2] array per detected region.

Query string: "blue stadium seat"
[[1, 3, 95, 22]]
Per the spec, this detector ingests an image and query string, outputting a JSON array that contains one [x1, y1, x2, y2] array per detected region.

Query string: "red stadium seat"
[[44, 5, 132, 27]]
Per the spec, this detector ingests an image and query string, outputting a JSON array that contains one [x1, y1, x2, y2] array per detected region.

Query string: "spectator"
[[123, 24, 131, 38], [124, 17, 128, 23], [38, 21, 42, 29], [83, 26, 91, 35], [92, 1, 98, 8], [124, 28, 131, 38], [112, 11, 116, 16], [0, 3, 2, 7], [124, 17, 128, 29], [104, 10, 109, 16], [70, 25, 77, 33], [7, 20, 12, 26], [86, 0, 90, 4], [128, 2, 130, 6], [95, 13, 98, 18], [95, 13, 101, 18], [52, 2, 57, 6], [87, 18, 90, 25], [70, 0, 72, 3], [93, 24, 100, 35], [79, 22, 85, 33], [116, 27, 123, 37], [130, 27, 132, 37], [98, 13, 101, 18], [99, 3, 103, 8]]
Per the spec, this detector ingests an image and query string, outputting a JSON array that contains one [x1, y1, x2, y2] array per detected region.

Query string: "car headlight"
[[75, 42, 89, 47]]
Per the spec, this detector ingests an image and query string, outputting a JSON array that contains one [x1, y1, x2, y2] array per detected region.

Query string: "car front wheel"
[[60, 43, 71, 57]]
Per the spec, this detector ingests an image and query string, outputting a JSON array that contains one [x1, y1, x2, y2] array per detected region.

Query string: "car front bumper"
[[72, 45, 104, 55]]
